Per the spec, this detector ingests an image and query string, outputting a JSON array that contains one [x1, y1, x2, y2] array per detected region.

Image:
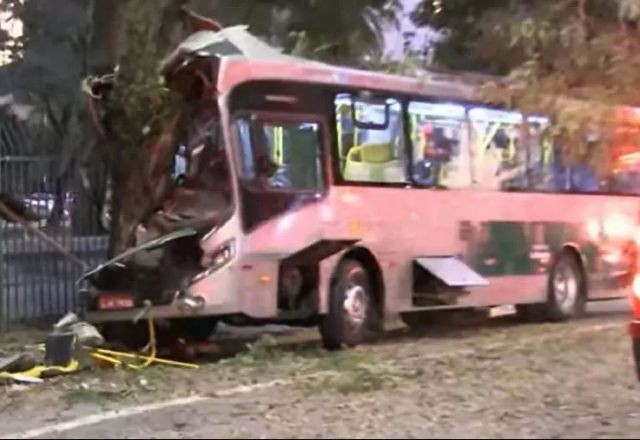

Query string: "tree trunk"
[[105, 0, 189, 256]]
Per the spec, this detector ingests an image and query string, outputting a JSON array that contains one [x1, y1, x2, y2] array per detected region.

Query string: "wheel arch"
[[335, 246, 386, 316], [558, 242, 588, 297]]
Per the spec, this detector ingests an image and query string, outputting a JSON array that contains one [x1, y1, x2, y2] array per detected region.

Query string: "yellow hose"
[[125, 314, 157, 371], [94, 348, 200, 370], [91, 315, 199, 370]]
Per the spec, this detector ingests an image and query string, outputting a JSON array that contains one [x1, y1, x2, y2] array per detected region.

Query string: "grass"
[[302, 353, 423, 395], [62, 387, 130, 407], [215, 334, 423, 394]]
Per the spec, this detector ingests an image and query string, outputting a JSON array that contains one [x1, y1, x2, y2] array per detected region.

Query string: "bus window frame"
[[406, 99, 471, 190], [332, 91, 411, 188], [467, 105, 529, 192], [229, 109, 332, 196]]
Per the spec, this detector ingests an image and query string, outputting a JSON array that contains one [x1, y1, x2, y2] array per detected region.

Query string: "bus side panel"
[[326, 187, 636, 312], [233, 186, 636, 318]]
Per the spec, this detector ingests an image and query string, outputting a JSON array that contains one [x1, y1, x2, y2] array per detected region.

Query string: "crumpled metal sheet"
[[160, 25, 313, 74]]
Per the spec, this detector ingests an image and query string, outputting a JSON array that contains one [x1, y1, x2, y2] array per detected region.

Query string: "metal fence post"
[[0, 235, 5, 334]]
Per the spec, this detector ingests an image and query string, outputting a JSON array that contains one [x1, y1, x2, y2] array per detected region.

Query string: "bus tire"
[[543, 252, 586, 321], [320, 258, 377, 350]]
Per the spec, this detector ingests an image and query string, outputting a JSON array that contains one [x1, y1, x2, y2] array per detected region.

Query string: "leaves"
[[190, 0, 399, 65], [415, 0, 640, 177]]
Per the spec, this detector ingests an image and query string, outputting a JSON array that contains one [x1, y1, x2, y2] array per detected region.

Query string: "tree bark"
[[105, 0, 190, 256]]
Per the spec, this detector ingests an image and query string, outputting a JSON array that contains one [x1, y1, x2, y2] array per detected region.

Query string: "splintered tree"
[[99, 0, 191, 255], [415, 0, 640, 177]]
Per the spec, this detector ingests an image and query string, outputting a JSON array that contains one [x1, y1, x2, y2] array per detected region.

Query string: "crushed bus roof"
[[161, 25, 311, 72], [161, 26, 497, 102]]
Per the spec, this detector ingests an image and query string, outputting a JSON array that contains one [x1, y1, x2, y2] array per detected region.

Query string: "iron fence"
[[0, 153, 108, 333]]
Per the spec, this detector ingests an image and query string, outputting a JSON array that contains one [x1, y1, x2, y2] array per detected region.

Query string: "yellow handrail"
[[273, 126, 284, 165]]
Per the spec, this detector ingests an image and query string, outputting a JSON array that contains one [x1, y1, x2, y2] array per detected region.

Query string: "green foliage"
[[107, 0, 183, 156], [415, 0, 640, 176], [0, 0, 24, 62], [412, 0, 529, 73], [191, 0, 399, 65]]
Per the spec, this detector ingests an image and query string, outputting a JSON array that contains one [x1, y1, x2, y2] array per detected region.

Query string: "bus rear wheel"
[[517, 252, 585, 322], [319, 259, 378, 350], [545, 252, 586, 321]]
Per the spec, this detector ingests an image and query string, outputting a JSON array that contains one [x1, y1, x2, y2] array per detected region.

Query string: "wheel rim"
[[553, 260, 579, 313], [343, 284, 368, 330]]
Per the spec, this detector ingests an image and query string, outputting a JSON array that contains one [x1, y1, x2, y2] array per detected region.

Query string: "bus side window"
[[407, 101, 470, 189], [469, 107, 527, 191], [527, 117, 572, 192], [607, 116, 640, 195], [334, 93, 407, 184], [567, 150, 603, 194], [609, 146, 640, 195], [554, 130, 604, 194]]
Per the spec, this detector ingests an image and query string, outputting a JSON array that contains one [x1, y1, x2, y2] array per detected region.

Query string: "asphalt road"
[[1, 299, 636, 439]]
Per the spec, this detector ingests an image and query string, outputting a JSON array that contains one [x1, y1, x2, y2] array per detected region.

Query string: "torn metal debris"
[[1, 312, 199, 385]]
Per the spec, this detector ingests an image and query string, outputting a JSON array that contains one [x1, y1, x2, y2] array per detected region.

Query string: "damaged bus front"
[[82, 28, 346, 343]]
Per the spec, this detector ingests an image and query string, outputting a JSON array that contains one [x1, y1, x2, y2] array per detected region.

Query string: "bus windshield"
[[234, 115, 325, 192]]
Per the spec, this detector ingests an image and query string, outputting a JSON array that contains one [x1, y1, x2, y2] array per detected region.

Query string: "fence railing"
[[0, 154, 108, 332]]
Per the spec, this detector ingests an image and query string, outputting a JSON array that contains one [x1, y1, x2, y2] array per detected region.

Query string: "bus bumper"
[[84, 256, 280, 324], [84, 300, 241, 323], [629, 321, 640, 381]]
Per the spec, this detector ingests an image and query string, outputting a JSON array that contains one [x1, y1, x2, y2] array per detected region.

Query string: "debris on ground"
[[1, 312, 199, 385]]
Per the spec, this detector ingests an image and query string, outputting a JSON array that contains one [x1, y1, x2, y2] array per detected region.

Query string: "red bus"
[[84, 27, 640, 350]]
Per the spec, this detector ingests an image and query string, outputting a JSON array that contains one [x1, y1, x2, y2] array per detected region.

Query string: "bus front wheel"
[[319, 259, 378, 350]]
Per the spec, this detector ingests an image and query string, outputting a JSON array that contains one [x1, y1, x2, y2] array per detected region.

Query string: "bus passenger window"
[[606, 119, 640, 195], [469, 107, 527, 191], [334, 93, 407, 184], [407, 101, 470, 188], [526, 116, 605, 193], [610, 154, 640, 195], [527, 117, 555, 191], [234, 117, 324, 191]]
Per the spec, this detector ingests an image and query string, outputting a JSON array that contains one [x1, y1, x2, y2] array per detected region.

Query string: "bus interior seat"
[[343, 142, 405, 183]]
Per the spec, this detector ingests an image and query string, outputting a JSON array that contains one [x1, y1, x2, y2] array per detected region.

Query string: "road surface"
[[1, 300, 638, 439]]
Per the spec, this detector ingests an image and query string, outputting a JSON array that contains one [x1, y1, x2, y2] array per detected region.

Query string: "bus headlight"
[[189, 239, 236, 285], [207, 239, 236, 268]]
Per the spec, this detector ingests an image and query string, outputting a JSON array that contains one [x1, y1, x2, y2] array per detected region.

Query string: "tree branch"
[[578, 0, 587, 24]]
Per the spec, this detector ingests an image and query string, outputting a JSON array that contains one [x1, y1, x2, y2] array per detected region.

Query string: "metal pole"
[[0, 199, 88, 270], [0, 211, 6, 334]]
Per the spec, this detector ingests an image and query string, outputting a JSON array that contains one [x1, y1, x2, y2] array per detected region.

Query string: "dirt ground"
[[0, 304, 638, 439]]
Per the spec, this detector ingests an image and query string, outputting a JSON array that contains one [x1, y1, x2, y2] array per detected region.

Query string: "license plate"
[[98, 293, 135, 310]]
